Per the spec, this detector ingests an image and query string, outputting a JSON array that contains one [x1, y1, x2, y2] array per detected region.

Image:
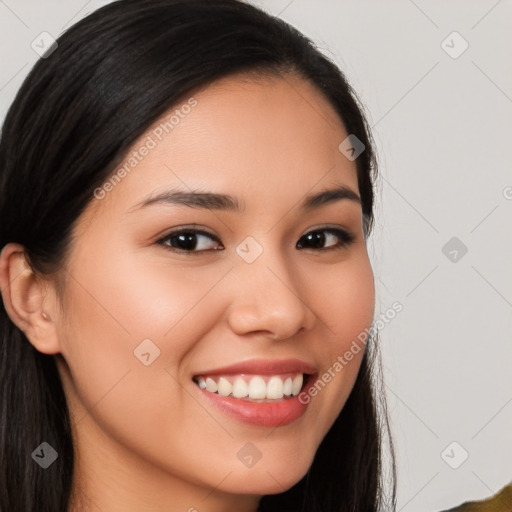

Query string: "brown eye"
[[296, 228, 355, 250], [157, 229, 223, 253]]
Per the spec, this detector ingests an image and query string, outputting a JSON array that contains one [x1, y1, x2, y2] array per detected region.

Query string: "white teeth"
[[232, 378, 249, 398], [291, 374, 303, 396], [197, 373, 306, 400], [217, 377, 232, 396], [205, 377, 218, 393], [266, 376, 284, 399], [248, 376, 266, 399], [283, 377, 292, 396]]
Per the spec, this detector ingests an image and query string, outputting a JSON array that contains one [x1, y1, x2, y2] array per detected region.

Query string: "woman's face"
[[52, 73, 375, 509]]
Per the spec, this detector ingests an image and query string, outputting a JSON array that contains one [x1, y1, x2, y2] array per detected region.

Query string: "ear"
[[0, 243, 62, 354]]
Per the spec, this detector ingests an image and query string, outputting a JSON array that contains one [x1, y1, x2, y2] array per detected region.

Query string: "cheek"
[[61, 245, 230, 356], [56, 259, 232, 463], [56, 254, 234, 483], [312, 253, 375, 344], [57, 245, 230, 415], [301, 253, 375, 430]]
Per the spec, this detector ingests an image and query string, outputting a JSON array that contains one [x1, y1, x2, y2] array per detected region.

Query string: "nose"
[[226, 246, 317, 341]]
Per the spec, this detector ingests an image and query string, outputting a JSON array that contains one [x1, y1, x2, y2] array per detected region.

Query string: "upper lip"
[[193, 358, 317, 377]]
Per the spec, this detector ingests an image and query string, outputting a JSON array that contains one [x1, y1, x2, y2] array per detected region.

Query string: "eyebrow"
[[127, 185, 361, 213]]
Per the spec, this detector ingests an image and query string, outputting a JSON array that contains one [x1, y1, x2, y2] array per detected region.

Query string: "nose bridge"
[[227, 236, 315, 339]]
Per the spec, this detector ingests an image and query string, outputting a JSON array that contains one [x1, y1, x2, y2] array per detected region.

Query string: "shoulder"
[[440, 481, 512, 511]]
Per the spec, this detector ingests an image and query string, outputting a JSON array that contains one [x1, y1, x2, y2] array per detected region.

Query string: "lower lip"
[[196, 382, 313, 427]]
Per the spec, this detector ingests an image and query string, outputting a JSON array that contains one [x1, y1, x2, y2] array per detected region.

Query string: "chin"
[[225, 469, 307, 496], [219, 451, 314, 496]]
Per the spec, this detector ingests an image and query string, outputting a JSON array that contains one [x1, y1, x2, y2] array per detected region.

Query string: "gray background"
[[1, 1, 511, 510]]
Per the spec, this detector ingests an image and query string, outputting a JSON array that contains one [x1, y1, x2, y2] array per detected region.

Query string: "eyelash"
[[156, 227, 355, 254]]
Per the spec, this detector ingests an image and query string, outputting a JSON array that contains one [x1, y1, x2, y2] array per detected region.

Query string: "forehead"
[[83, 72, 358, 221]]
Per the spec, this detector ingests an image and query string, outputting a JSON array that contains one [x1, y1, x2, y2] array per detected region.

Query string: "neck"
[[65, 407, 261, 512]]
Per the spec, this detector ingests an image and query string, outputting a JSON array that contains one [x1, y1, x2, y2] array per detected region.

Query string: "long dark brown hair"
[[0, 1, 396, 510]]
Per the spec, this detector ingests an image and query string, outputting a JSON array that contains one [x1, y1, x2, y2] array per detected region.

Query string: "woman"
[[0, 1, 396, 510]]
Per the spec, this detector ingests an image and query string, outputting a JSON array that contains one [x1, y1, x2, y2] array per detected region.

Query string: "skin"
[[0, 73, 375, 512]]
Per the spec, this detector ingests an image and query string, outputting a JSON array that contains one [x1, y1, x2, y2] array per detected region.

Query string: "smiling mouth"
[[193, 373, 311, 402]]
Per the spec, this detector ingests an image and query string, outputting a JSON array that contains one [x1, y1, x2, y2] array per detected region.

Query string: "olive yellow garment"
[[441, 482, 512, 511]]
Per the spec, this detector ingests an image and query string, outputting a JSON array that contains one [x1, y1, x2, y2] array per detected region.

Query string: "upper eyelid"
[[158, 225, 352, 237], [164, 227, 219, 238]]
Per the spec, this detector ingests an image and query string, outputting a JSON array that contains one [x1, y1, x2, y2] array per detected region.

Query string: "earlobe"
[[0, 243, 61, 354]]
